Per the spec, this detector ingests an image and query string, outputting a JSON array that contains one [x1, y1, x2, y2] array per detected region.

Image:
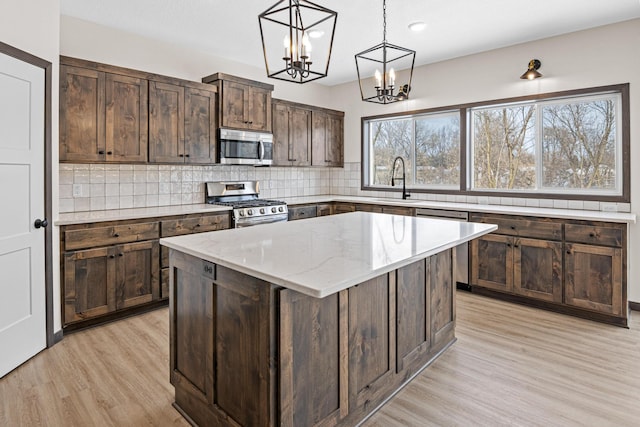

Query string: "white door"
[[0, 51, 46, 378]]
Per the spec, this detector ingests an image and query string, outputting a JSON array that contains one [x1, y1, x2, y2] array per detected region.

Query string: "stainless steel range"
[[205, 181, 288, 228]]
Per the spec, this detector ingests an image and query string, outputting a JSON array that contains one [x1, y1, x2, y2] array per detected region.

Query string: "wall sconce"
[[520, 59, 542, 80]]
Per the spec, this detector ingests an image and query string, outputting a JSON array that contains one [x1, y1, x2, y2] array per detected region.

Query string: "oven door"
[[218, 129, 273, 165], [235, 214, 288, 228]]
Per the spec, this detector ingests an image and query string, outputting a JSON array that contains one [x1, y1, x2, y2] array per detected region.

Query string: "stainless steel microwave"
[[218, 128, 273, 166]]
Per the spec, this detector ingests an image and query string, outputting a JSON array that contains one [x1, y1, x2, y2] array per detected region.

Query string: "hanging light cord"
[[382, 0, 387, 43]]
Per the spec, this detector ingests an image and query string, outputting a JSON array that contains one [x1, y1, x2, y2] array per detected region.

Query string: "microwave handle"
[[259, 140, 265, 161]]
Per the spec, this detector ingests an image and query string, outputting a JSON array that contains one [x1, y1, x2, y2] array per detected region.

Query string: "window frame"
[[361, 83, 630, 203]]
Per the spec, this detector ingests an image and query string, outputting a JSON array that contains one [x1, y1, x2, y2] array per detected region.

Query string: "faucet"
[[391, 156, 410, 200]]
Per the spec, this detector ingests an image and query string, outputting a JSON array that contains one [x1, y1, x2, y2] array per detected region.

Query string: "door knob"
[[34, 218, 48, 229]]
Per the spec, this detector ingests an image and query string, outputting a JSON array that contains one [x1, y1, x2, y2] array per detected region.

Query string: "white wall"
[[1, 1, 61, 332], [60, 16, 335, 109], [332, 19, 640, 302]]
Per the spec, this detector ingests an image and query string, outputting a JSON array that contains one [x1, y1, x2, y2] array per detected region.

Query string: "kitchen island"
[[160, 212, 496, 426]]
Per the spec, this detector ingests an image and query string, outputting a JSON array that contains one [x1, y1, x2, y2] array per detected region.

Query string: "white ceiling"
[[60, 0, 640, 86]]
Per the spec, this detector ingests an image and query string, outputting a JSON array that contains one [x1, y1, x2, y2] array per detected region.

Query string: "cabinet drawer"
[[64, 222, 159, 251], [161, 213, 230, 237], [288, 205, 317, 221], [565, 223, 623, 247], [470, 214, 561, 240]]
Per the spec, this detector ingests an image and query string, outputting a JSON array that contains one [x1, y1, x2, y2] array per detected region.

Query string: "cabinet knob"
[[566, 250, 571, 254], [507, 243, 511, 247], [185, 154, 190, 157], [119, 253, 123, 257], [98, 150, 105, 155], [107, 151, 113, 155], [510, 226, 516, 230], [589, 232, 595, 237], [109, 254, 115, 259], [113, 233, 120, 237], [179, 154, 184, 157]]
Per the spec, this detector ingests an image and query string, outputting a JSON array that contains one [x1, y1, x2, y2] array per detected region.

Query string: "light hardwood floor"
[[1, 292, 638, 426]]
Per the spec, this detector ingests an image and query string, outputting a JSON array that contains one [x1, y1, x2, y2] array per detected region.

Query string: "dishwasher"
[[415, 208, 470, 290]]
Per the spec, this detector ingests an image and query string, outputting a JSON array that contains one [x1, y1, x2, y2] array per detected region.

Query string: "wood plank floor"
[[1, 292, 638, 426]]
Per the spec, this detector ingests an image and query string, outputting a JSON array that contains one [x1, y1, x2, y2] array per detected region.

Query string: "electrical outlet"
[[601, 203, 617, 212], [73, 184, 82, 197]]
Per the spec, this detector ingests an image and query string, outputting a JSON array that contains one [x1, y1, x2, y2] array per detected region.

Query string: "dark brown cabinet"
[[564, 222, 625, 316], [60, 64, 148, 163], [470, 213, 627, 325], [149, 82, 217, 164], [202, 73, 273, 132], [63, 240, 159, 325], [272, 99, 312, 166], [312, 110, 344, 166]]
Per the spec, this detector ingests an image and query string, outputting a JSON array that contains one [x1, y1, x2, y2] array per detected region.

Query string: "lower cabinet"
[[64, 240, 159, 324], [470, 213, 626, 325]]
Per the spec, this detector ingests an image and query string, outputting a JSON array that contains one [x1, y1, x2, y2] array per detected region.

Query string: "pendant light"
[[259, 0, 338, 84], [355, 0, 415, 103]]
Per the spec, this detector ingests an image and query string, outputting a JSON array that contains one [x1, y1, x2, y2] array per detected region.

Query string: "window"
[[469, 92, 622, 196], [362, 84, 628, 202], [365, 111, 460, 189]]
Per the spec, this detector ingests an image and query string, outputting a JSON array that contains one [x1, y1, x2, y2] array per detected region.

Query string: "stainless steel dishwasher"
[[415, 208, 469, 289]]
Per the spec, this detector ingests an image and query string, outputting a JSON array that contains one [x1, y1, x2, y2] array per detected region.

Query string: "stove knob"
[[248, 209, 254, 216], [278, 206, 284, 212], [239, 210, 245, 217], [260, 208, 265, 214], [271, 207, 277, 213]]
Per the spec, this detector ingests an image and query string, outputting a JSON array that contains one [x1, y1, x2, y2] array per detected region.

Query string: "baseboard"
[[53, 330, 63, 345], [629, 301, 640, 312]]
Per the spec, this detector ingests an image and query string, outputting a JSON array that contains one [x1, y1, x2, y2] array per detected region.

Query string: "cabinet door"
[[334, 203, 356, 214], [272, 101, 292, 166], [565, 243, 623, 316], [348, 274, 395, 413], [247, 86, 271, 132], [184, 87, 216, 164], [290, 107, 311, 166], [115, 240, 160, 309], [325, 113, 344, 166], [470, 234, 513, 292], [149, 81, 185, 163], [63, 247, 116, 325], [105, 73, 148, 162], [312, 111, 344, 167], [316, 204, 334, 216], [220, 80, 250, 129], [280, 289, 348, 426], [513, 238, 562, 303], [396, 259, 430, 374], [59, 65, 105, 162]]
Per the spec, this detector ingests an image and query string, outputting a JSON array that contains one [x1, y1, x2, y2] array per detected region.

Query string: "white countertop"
[[160, 211, 497, 298], [281, 195, 637, 223], [55, 194, 636, 225], [55, 204, 231, 225]]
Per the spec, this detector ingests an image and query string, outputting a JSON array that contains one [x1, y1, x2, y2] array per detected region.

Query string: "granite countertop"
[[160, 211, 497, 298], [55, 195, 636, 226], [55, 204, 231, 225]]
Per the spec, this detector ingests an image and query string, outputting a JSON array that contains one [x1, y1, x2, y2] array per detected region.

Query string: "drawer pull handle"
[[567, 250, 571, 254], [98, 150, 105, 154], [107, 151, 113, 155], [589, 233, 595, 237], [113, 233, 119, 237], [119, 253, 123, 257], [195, 224, 201, 227], [510, 226, 516, 230]]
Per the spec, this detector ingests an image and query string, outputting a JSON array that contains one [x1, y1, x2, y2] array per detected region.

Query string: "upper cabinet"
[[60, 57, 217, 165], [312, 109, 344, 167], [60, 64, 148, 163], [202, 73, 273, 132], [272, 99, 312, 166], [272, 98, 344, 167], [148, 82, 217, 164]]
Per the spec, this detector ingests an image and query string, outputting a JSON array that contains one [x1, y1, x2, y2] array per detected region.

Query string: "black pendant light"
[[355, 0, 415, 103], [259, 0, 338, 84]]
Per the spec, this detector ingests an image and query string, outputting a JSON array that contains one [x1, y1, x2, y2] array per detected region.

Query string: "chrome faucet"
[[391, 156, 410, 200]]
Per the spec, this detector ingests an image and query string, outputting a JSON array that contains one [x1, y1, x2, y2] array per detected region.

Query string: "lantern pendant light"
[[355, 0, 416, 103]]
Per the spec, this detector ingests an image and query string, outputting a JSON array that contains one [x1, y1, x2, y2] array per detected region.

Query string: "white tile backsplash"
[[58, 162, 630, 214]]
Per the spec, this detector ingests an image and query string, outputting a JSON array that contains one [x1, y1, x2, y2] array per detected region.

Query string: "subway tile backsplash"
[[58, 162, 632, 214]]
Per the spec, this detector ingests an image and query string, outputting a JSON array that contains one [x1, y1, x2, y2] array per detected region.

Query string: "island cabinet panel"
[[348, 274, 396, 415], [279, 289, 348, 427], [430, 250, 455, 349], [396, 259, 430, 374]]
